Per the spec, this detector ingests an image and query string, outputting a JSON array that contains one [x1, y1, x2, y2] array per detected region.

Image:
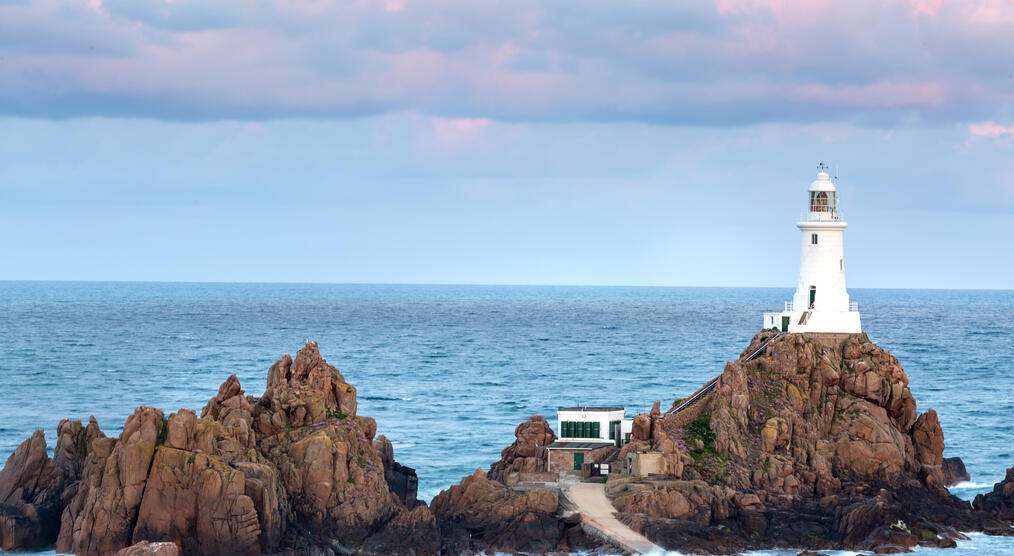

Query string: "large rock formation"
[[487, 415, 556, 482], [0, 343, 436, 556], [606, 331, 1013, 553], [6, 334, 1014, 556], [430, 468, 592, 554]]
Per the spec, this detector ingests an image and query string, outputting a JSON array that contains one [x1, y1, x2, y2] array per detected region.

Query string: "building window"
[[811, 233, 818, 245], [608, 420, 621, 440], [562, 421, 600, 439], [810, 191, 830, 212]]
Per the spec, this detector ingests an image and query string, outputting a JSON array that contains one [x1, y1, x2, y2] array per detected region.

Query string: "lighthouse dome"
[[809, 171, 837, 192]]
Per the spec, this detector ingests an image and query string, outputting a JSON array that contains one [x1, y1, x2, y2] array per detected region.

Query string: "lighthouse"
[[763, 164, 862, 333]]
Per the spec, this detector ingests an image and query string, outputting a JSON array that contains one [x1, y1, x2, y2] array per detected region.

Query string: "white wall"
[[794, 221, 851, 313], [557, 409, 626, 442]]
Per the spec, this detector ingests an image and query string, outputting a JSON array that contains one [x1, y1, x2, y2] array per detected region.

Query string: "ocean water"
[[1, 282, 1012, 555]]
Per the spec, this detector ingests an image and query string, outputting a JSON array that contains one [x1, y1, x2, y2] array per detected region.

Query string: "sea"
[[1, 282, 1012, 555]]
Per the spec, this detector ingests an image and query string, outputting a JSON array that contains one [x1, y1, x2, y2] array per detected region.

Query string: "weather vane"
[[817, 161, 829, 172]]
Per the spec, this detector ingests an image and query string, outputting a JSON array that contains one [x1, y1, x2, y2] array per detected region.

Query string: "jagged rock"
[[912, 410, 944, 467], [942, 457, 970, 487], [374, 435, 420, 507], [632, 413, 652, 441], [431, 469, 567, 553], [487, 415, 556, 483], [115, 540, 181, 555], [974, 466, 1014, 520], [0, 430, 64, 550], [4, 343, 428, 556], [607, 331, 990, 554], [166, 409, 196, 451], [361, 505, 440, 555], [61, 406, 165, 556], [650, 400, 661, 418], [0, 416, 106, 551], [131, 449, 260, 555], [761, 417, 790, 453], [611, 480, 733, 524]]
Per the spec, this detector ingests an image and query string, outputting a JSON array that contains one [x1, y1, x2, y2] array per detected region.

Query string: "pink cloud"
[[908, 0, 942, 16], [968, 121, 1014, 138]]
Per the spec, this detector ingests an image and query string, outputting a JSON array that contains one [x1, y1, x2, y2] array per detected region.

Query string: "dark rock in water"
[[974, 466, 1014, 523], [0, 343, 434, 556], [0, 430, 64, 551], [942, 457, 971, 487], [0, 417, 104, 551]]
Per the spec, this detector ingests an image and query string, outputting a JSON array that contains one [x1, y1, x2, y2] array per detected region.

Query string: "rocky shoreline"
[[2, 333, 1014, 555]]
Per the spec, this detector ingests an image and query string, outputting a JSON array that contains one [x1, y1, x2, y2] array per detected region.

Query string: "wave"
[[950, 481, 995, 490]]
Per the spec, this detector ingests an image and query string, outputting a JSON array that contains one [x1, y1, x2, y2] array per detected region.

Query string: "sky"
[[1, 0, 1012, 288]]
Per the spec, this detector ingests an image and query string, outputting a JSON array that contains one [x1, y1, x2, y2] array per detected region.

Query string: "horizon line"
[[1, 279, 1011, 293]]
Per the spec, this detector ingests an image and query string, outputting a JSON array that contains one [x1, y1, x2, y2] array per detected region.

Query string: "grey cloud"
[[0, 0, 1012, 126]]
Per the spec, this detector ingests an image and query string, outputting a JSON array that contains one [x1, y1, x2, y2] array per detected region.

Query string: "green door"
[[781, 316, 790, 332], [573, 452, 584, 471], [809, 287, 816, 309]]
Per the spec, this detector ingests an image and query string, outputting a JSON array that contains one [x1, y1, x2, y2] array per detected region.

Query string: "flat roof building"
[[547, 406, 632, 473]]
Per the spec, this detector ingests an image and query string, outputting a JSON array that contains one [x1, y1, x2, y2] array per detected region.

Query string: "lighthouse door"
[[809, 287, 816, 309], [781, 316, 790, 332]]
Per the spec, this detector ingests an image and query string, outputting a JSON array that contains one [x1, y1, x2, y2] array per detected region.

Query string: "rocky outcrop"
[[942, 457, 971, 487], [487, 415, 556, 483], [0, 417, 104, 552], [608, 331, 1009, 554], [360, 505, 440, 556], [0, 343, 430, 556], [374, 435, 421, 507], [431, 468, 591, 554], [974, 466, 1014, 521]]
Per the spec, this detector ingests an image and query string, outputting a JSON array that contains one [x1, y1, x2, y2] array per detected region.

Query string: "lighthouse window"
[[811, 233, 818, 245]]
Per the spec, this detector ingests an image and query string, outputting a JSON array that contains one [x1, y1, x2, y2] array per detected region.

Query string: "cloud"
[[969, 120, 1014, 139], [0, 0, 1012, 126]]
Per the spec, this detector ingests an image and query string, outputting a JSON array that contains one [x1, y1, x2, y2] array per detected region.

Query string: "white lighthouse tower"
[[763, 164, 862, 333]]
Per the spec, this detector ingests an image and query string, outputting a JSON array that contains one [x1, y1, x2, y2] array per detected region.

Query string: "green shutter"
[[563, 422, 570, 438], [592, 422, 600, 439]]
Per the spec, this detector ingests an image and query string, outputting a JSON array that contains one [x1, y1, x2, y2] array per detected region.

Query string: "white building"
[[763, 166, 862, 333], [547, 407, 633, 473], [556, 406, 631, 443]]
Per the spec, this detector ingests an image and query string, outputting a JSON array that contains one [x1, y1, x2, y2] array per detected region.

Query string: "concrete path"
[[565, 482, 666, 555]]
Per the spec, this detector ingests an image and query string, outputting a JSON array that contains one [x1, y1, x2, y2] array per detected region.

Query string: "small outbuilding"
[[547, 406, 632, 473]]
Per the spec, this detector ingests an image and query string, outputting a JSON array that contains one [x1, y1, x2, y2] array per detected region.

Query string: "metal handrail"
[[785, 300, 859, 312]]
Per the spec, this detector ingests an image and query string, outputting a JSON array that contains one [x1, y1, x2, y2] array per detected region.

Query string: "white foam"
[[950, 480, 994, 490]]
